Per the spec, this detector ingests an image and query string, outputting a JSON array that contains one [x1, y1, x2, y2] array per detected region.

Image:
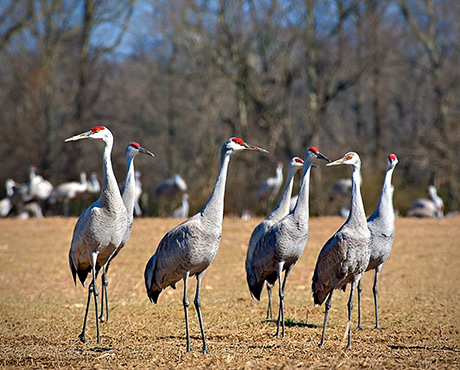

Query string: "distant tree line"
[[0, 0, 459, 216]]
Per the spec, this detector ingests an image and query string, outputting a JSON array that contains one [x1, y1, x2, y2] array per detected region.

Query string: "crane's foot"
[[202, 346, 208, 354], [374, 325, 381, 330], [356, 325, 364, 331], [78, 333, 86, 343]]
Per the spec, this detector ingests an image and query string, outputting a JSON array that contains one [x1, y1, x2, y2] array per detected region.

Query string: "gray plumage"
[[66, 126, 129, 344], [245, 156, 304, 320], [98, 142, 154, 323], [144, 137, 267, 353], [357, 154, 398, 330], [246, 147, 330, 337], [312, 152, 371, 349]]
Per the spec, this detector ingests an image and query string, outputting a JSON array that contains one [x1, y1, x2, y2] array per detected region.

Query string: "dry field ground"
[[0, 216, 459, 369]]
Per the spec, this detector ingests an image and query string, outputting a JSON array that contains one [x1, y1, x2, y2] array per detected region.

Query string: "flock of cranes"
[[61, 125, 406, 353]]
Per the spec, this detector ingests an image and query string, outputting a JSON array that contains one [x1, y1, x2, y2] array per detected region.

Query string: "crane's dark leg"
[[182, 271, 191, 352], [275, 263, 287, 338], [99, 263, 110, 323], [90, 254, 101, 344], [373, 266, 381, 329], [266, 283, 273, 321], [357, 280, 363, 330], [347, 280, 357, 349], [194, 271, 208, 354], [78, 281, 93, 343], [319, 289, 334, 347]]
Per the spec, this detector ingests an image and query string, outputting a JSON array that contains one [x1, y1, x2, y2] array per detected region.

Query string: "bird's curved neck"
[[122, 155, 136, 216], [268, 166, 297, 220], [291, 161, 312, 223], [345, 166, 367, 227], [369, 166, 395, 223], [201, 148, 231, 223], [100, 139, 123, 208]]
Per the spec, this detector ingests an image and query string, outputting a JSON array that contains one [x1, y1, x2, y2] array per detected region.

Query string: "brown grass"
[[0, 216, 459, 369]]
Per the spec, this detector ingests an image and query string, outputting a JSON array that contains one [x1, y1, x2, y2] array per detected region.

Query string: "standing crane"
[[0, 179, 15, 217], [156, 174, 187, 198], [312, 152, 370, 349], [66, 126, 129, 344], [144, 138, 267, 353], [170, 193, 190, 218], [99, 142, 154, 323], [357, 154, 398, 330], [256, 162, 284, 207], [28, 165, 54, 202], [246, 157, 304, 320], [407, 185, 444, 218], [246, 148, 330, 337], [428, 185, 444, 218], [48, 172, 88, 216]]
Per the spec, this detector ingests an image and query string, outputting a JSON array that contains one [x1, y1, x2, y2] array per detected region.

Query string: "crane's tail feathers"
[[144, 254, 161, 304], [69, 253, 90, 287], [312, 276, 329, 306], [246, 271, 264, 301]]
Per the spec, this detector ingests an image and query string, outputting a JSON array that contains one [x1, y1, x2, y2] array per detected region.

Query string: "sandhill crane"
[[312, 152, 370, 348], [407, 185, 444, 218], [0, 179, 15, 217], [257, 162, 283, 207], [87, 172, 101, 195], [144, 138, 267, 353], [170, 193, 189, 218], [28, 165, 53, 202], [156, 174, 187, 198], [48, 172, 88, 216], [357, 154, 398, 330], [66, 126, 129, 344], [246, 148, 330, 337], [246, 157, 304, 321], [98, 142, 154, 323], [428, 186, 444, 218]]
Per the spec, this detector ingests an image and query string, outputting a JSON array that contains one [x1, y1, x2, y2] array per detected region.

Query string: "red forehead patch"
[[309, 146, 319, 153], [231, 138, 244, 145], [389, 154, 397, 161], [91, 126, 105, 134], [294, 157, 304, 163], [130, 142, 140, 149]]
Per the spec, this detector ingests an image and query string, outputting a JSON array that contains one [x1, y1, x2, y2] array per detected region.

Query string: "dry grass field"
[[0, 216, 459, 369]]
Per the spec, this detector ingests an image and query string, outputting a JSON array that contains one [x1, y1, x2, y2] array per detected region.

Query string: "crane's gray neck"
[[100, 139, 122, 208], [291, 160, 312, 224], [268, 165, 297, 221], [345, 166, 367, 227], [200, 147, 231, 223], [368, 166, 395, 224], [122, 155, 136, 217]]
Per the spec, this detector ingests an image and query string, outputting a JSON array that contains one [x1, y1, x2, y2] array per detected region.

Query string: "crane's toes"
[[78, 333, 86, 343], [374, 325, 381, 330], [356, 325, 364, 331]]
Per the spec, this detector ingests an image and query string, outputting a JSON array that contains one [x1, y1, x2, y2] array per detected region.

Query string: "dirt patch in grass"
[[0, 217, 459, 368]]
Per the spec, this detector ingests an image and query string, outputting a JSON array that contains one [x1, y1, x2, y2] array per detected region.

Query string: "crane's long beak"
[[139, 147, 155, 157], [246, 143, 268, 153], [326, 157, 345, 166], [317, 152, 331, 162], [64, 130, 92, 142]]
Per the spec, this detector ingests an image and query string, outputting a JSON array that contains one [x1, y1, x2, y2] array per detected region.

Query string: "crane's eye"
[[347, 155, 353, 160]]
